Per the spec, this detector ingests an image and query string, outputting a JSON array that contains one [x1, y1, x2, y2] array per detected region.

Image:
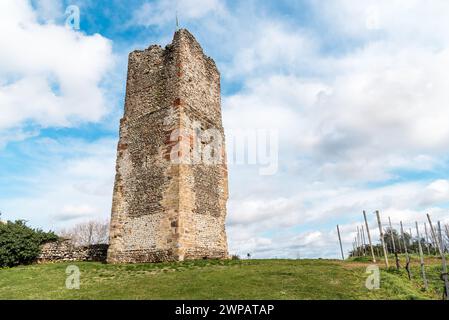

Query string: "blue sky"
[[1, 0, 449, 258]]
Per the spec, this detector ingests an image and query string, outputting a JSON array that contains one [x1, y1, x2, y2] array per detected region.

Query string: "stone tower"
[[107, 29, 229, 263]]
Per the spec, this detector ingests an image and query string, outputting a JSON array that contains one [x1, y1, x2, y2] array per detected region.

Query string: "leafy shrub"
[[0, 220, 58, 268]]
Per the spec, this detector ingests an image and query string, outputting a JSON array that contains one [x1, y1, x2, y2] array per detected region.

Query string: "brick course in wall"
[[38, 240, 108, 263], [107, 29, 229, 263]]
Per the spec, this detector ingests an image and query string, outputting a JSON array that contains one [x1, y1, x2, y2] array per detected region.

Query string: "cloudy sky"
[[1, 0, 449, 259]]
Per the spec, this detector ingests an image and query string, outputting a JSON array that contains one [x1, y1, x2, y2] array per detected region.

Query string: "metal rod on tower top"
[[363, 211, 376, 263], [337, 225, 345, 260], [174, 0, 179, 25], [376, 210, 389, 268]]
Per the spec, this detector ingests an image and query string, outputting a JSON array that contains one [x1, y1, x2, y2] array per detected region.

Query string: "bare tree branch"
[[58, 219, 109, 246]]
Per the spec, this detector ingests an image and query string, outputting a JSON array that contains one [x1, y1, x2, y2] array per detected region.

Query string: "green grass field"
[[0, 257, 446, 300]]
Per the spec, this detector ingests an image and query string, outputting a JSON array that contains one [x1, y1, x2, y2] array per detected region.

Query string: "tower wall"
[[107, 29, 228, 263]]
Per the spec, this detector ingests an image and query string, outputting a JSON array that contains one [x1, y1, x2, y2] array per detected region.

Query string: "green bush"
[[0, 220, 58, 268]]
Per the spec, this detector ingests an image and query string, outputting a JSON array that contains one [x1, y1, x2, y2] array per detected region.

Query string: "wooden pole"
[[409, 228, 413, 253], [360, 225, 366, 256], [352, 240, 357, 257], [438, 221, 445, 253], [358, 226, 363, 256], [384, 227, 390, 256], [389, 217, 400, 270], [357, 226, 360, 254], [432, 224, 440, 255], [427, 214, 442, 256], [361, 225, 367, 256], [437, 221, 449, 300], [337, 225, 345, 260], [446, 225, 449, 252], [376, 210, 389, 268], [415, 221, 428, 290], [445, 224, 449, 253], [401, 221, 412, 280], [424, 222, 431, 256], [397, 228, 403, 253], [363, 210, 376, 263], [427, 221, 438, 255], [376, 246, 381, 258], [388, 217, 397, 253], [429, 222, 436, 254]]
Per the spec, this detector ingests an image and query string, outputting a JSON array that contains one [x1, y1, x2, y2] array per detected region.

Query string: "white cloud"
[[33, 0, 64, 23], [227, 177, 449, 258], [311, 0, 449, 46], [228, 179, 449, 230], [0, 0, 114, 138], [56, 204, 97, 221], [224, 22, 317, 78], [62, 204, 96, 215], [322, 46, 449, 151], [133, 0, 226, 27], [0, 138, 116, 229], [223, 29, 449, 185]]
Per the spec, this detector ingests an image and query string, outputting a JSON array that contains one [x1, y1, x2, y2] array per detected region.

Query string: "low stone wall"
[[38, 240, 109, 263]]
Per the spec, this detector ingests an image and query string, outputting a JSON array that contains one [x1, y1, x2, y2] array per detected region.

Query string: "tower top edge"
[[128, 29, 218, 72]]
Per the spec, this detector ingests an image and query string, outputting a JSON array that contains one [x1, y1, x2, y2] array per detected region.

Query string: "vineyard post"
[[376, 210, 389, 268], [388, 217, 397, 252], [363, 210, 376, 263], [353, 240, 357, 257], [400, 221, 412, 280], [389, 217, 400, 270], [438, 221, 445, 253], [409, 228, 413, 253], [415, 221, 428, 291], [424, 223, 431, 256], [361, 225, 367, 256], [427, 214, 442, 256], [337, 225, 345, 260], [437, 221, 449, 300]]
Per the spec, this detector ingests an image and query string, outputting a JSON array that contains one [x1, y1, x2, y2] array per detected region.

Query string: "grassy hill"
[[0, 257, 446, 300]]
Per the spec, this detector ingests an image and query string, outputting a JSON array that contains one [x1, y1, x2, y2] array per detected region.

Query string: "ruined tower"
[[107, 29, 229, 263]]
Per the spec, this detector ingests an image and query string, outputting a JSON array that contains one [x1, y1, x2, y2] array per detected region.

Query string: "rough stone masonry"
[[107, 29, 229, 263]]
